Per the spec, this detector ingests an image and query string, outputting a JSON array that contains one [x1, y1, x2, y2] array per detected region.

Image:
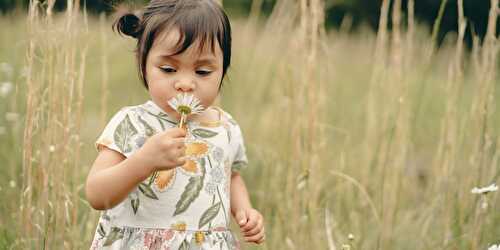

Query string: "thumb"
[[235, 210, 247, 226]]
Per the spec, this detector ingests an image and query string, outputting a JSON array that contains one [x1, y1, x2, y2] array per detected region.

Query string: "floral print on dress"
[[91, 101, 247, 250]]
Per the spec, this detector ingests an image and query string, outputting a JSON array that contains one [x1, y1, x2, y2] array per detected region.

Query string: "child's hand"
[[235, 208, 265, 244], [136, 127, 186, 173]]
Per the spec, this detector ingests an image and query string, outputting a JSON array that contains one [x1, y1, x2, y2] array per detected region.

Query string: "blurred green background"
[[1, 0, 498, 46], [0, 0, 499, 249]]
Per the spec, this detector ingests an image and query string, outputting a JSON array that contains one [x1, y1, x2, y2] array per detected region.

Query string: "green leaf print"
[[138, 183, 159, 200], [225, 125, 231, 143], [97, 223, 106, 238], [146, 110, 177, 127], [158, 112, 177, 125], [131, 197, 140, 214], [173, 158, 206, 216], [192, 128, 218, 138], [199, 202, 222, 229], [173, 175, 204, 216], [114, 114, 138, 153], [137, 115, 156, 137], [148, 171, 158, 186], [232, 161, 247, 172], [179, 239, 190, 250], [102, 211, 110, 221], [103, 227, 123, 246]]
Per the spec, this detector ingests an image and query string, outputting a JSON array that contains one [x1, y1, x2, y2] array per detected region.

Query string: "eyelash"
[[159, 67, 212, 76], [196, 70, 212, 76]]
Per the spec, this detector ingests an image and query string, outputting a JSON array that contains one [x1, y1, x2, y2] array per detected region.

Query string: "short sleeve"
[[95, 107, 144, 158], [231, 123, 248, 173]]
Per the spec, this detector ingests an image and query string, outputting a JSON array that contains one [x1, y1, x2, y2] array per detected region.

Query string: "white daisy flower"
[[167, 93, 204, 116], [488, 244, 500, 250], [167, 93, 205, 128], [471, 183, 498, 194]]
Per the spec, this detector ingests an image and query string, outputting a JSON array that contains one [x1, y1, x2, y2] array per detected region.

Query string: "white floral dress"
[[90, 100, 248, 250]]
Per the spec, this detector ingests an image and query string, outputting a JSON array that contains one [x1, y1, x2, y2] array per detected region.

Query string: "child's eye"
[[160, 66, 176, 73], [196, 70, 212, 76]]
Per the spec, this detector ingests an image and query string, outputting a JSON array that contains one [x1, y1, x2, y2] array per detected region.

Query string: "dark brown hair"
[[113, 0, 232, 89]]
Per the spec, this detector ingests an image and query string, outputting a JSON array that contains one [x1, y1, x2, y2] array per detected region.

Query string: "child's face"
[[145, 27, 224, 119]]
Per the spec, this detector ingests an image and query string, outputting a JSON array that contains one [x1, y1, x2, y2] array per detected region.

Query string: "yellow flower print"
[[154, 140, 210, 192], [171, 222, 187, 231], [182, 159, 198, 173], [154, 169, 176, 192], [185, 142, 209, 157], [195, 231, 205, 245]]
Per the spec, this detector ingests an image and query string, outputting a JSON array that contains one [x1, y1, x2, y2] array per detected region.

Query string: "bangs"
[[160, 2, 227, 56]]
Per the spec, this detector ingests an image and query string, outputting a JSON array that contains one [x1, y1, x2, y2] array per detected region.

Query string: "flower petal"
[[154, 169, 176, 192]]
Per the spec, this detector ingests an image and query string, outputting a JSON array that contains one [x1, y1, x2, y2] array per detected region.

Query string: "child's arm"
[[85, 148, 154, 210], [85, 128, 186, 210], [230, 172, 265, 244]]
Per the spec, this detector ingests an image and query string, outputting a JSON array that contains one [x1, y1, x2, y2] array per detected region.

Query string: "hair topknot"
[[113, 13, 142, 39]]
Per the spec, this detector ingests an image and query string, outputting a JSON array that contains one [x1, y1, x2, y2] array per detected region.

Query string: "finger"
[[242, 214, 259, 232], [235, 210, 247, 227], [173, 147, 185, 159], [243, 218, 263, 236], [175, 156, 187, 166], [169, 138, 186, 149], [164, 127, 186, 138], [256, 234, 266, 244], [244, 230, 264, 243]]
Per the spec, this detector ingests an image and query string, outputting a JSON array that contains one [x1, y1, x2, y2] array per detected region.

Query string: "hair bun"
[[113, 13, 141, 39]]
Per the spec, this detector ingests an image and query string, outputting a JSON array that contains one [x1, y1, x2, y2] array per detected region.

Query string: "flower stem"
[[179, 112, 187, 128]]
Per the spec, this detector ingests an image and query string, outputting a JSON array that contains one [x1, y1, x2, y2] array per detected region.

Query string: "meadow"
[[0, 0, 499, 249]]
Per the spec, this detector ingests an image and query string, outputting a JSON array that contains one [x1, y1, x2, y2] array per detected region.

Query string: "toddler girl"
[[85, 0, 265, 249]]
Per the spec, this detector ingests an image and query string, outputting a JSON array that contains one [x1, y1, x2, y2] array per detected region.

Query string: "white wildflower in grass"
[[5, 112, 19, 122], [471, 183, 498, 195], [49, 145, 55, 152], [0, 62, 13, 77], [348, 233, 354, 241], [9, 180, 16, 188], [167, 93, 204, 128], [0, 81, 13, 97], [488, 244, 500, 250], [341, 244, 351, 250]]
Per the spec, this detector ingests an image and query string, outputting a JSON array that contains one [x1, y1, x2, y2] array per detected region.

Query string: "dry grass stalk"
[[19, 0, 88, 248], [99, 13, 109, 127]]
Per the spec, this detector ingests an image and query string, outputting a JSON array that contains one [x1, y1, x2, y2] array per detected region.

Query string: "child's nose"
[[174, 79, 195, 92]]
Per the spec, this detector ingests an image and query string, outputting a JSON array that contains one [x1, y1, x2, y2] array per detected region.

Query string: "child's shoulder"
[[104, 102, 162, 130], [213, 107, 241, 127], [110, 101, 157, 118]]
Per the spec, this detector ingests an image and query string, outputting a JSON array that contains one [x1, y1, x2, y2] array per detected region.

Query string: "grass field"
[[0, 0, 499, 249]]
